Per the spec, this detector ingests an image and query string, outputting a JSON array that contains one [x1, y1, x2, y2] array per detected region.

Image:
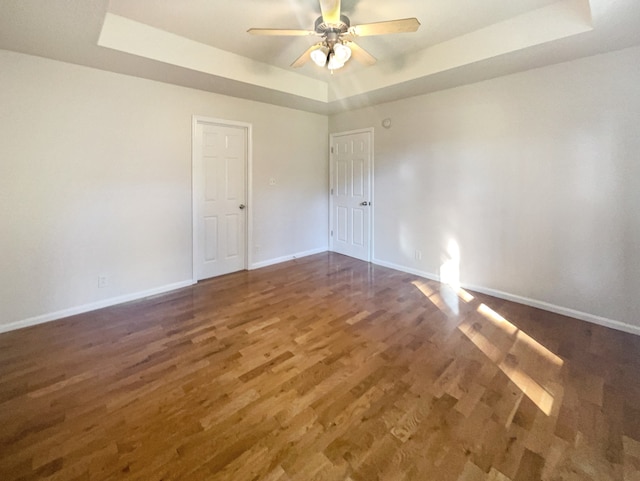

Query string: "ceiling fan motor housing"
[[314, 14, 350, 35]]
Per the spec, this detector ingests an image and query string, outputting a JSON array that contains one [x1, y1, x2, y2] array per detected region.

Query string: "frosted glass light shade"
[[327, 52, 345, 70], [310, 47, 328, 67], [333, 43, 351, 63]]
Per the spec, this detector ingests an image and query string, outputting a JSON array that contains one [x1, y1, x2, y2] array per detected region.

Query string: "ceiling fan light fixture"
[[248, 1, 420, 71], [310, 46, 328, 67], [327, 52, 345, 70], [333, 43, 351, 63]]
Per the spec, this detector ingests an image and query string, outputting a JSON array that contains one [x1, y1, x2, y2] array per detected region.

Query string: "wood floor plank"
[[1, 252, 639, 480]]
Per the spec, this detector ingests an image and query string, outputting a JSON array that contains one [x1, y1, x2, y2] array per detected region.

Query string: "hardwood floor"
[[1, 252, 639, 481]]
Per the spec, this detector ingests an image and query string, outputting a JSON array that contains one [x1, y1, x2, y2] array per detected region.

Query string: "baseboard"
[[460, 283, 640, 337], [0, 280, 195, 334], [372, 258, 441, 283], [1, 249, 329, 334], [4, 258, 638, 338], [250, 247, 328, 270], [372, 258, 640, 337]]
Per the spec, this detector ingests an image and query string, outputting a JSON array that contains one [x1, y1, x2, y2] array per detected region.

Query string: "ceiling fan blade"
[[291, 44, 321, 68], [319, 0, 341, 25], [351, 18, 420, 36], [347, 42, 376, 65], [247, 28, 315, 36]]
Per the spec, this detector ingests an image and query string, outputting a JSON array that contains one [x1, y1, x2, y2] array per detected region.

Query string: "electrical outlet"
[[414, 250, 422, 260], [98, 275, 108, 288], [269, 177, 276, 186]]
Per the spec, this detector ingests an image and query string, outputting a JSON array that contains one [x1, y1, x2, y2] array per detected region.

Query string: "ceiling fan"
[[247, 0, 420, 71]]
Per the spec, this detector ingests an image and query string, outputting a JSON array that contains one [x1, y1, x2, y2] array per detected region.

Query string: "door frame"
[[329, 127, 374, 262], [192, 115, 253, 282]]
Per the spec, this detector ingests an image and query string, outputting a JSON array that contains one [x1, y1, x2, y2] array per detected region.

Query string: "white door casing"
[[193, 117, 252, 280], [330, 129, 373, 262]]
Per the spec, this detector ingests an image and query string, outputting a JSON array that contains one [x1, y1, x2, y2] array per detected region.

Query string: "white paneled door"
[[330, 129, 373, 262], [193, 119, 248, 280]]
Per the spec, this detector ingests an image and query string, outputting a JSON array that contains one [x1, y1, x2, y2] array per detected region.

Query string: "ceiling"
[[1, 0, 639, 114], [107, 0, 559, 77]]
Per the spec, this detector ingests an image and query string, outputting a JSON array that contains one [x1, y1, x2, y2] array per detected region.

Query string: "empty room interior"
[[1, 0, 640, 480]]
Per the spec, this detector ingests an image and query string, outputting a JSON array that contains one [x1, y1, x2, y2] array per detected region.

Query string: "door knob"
[[360, 201, 371, 206], [239, 204, 246, 210]]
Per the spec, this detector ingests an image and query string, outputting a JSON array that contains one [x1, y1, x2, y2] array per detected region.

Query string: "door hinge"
[[330, 188, 334, 195], [330, 146, 334, 154], [331, 230, 333, 237]]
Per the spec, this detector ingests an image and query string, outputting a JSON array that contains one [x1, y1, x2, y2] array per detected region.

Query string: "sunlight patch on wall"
[[440, 239, 461, 288]]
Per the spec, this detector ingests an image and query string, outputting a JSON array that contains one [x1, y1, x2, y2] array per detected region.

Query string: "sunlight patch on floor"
[[412, 279, 460, 316], [478, 303, 564, 368], [457, 302, 563, 416], [411, 238, 563, 416]]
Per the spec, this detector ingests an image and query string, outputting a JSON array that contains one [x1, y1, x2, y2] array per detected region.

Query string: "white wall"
[[330, 45, 640, 332], [0, 50, 328, 330]]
